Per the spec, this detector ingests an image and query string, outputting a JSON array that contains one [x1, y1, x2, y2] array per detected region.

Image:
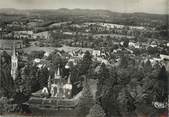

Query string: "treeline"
[[95, 57, 168, 117], [75, 53, 168, 117]]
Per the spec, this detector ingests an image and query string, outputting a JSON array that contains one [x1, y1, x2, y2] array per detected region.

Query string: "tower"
[[54, 67, 61, 80], [55, 67, 63, 98], [67, 74, 71, 84], [63, 74, 72, 98], [11, 41, 18, 81], [50, 67, 63, 98], [48, 75, 51, 90]]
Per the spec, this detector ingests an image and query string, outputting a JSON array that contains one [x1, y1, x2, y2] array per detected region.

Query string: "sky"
[[0, 0, 168, 14]]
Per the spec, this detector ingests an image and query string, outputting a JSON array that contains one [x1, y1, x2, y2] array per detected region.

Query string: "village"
[[0, 9, 168, 117]]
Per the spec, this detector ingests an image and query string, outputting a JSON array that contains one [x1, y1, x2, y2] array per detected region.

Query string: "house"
[[97, 57, 109, 65], [129, 42, 140, 48], [160, 54, 169, 60], [33, 31, 49, 39], [14, 31, 34, 39], [63, 32, 74, 35], [34, 58, 41, 63], [150, 41, 158, 47], [15, 31, 33, 35], [92, 50, 101, 57], [167, 43, 169, 47]]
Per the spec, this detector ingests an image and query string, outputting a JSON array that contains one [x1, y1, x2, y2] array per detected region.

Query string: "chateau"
[[42, 67, 72, 99], [28, 68, 81, 110]]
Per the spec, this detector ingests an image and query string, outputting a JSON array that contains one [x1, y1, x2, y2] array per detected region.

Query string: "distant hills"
[[0, 8, 30, 15], [0, 8, 167, 16], [0, 8, 167, 25]]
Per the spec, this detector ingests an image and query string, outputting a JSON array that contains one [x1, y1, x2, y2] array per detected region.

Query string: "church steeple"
[[57, 67, 60, 76], [67, 74, 71, 84], [11, 41, 18, 81], [54, 67, 61, 79]]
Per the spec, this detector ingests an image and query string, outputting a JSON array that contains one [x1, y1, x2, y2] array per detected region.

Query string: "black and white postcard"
[[0, 0, 168, 117]]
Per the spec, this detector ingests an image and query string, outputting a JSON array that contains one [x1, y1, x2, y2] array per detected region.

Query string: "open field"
[[23, 45, 93, 54], [93, 33, 134, 39]]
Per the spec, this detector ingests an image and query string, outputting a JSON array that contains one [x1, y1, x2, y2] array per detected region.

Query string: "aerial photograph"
[[0, 0, 168, 117]]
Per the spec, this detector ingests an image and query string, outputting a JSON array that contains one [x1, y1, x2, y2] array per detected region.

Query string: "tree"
[[22, 37, 30, 47], [1, 51, 11, 64], [79, 51, 92, 75], [147, 46, 158, 55], [38, 66, 49, 89], [118, 89, 136, 117], [87, 104, 105, 117], [96, 63, 111, 99], [144, 59, 152, 73], [153, 66, 168, 102], [123, 39, 129, 48], [101, 86, 122, 117], [47, 50, 67, 71], [28, 50, 45, 60], [119, 55, 129, 68], [0, 61, 15, 98], [76, 82, 94, 117], [0, 97, 13, 114]]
